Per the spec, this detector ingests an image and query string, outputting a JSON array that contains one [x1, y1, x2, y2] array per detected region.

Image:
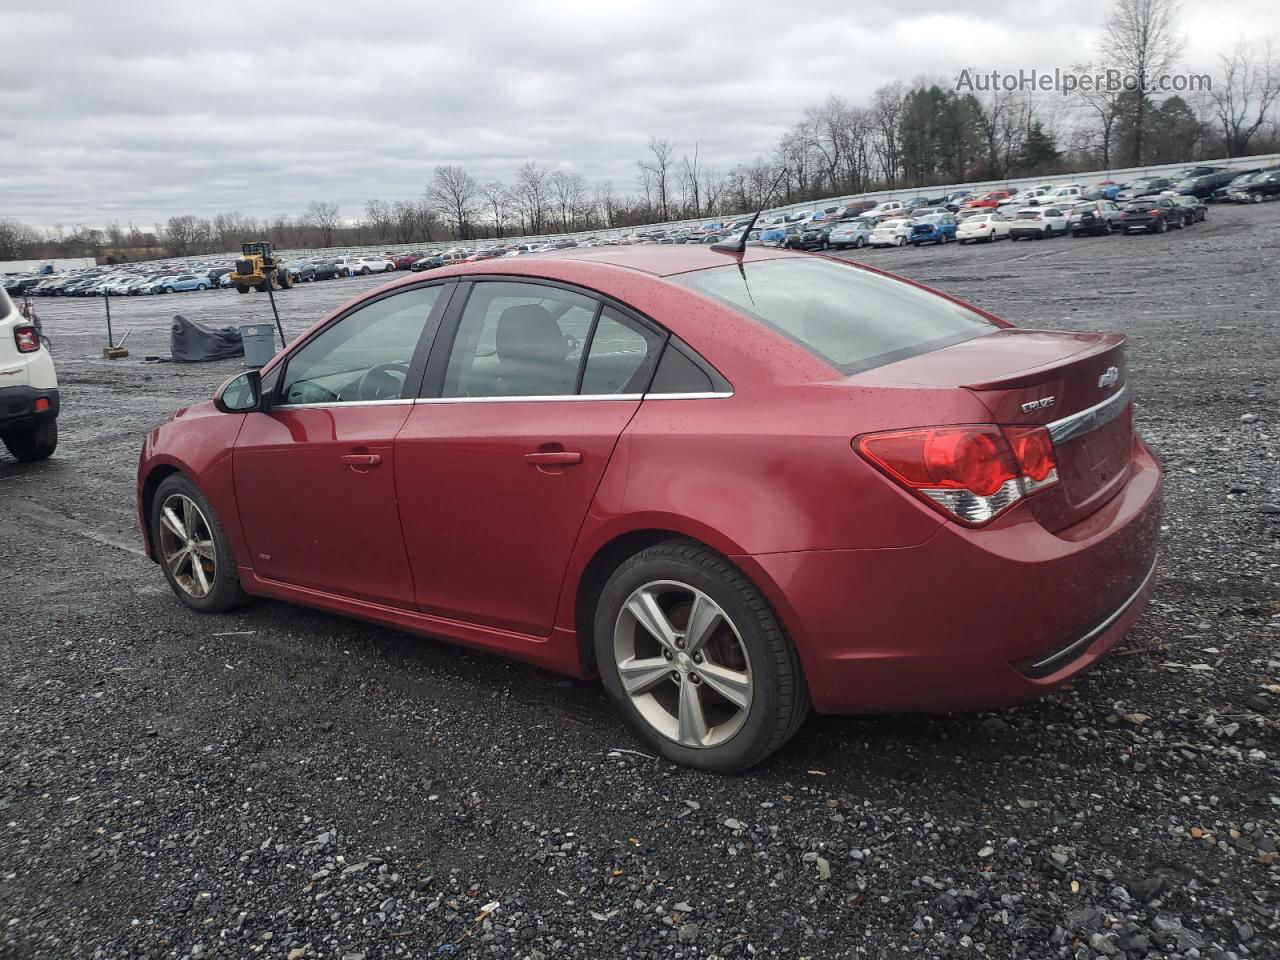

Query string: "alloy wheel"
[[158, 493, 217, 598], [613, 580, 753, 749]]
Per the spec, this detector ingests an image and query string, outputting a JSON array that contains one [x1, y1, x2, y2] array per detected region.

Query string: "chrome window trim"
[[414, 393, 644, 405], [274, 398, 417, 409], [1022, 556, 1157, 675], [641, 391, 735, 400], [1046, 385, 1130, 444]]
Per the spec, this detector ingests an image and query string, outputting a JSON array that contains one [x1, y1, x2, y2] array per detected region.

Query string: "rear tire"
[[594, 540, 809, 773], [2, 418, 57, 462], [151, 474, 251, 614], [236, 286, 249, 294]]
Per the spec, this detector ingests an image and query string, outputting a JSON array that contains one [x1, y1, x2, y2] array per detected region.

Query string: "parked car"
[[1038, 185, 1086, 207], [1171, 195, 1207, 223], [1210, 171, 1263, 203], [1067, 200, 1123, 237], [387, 253, 425, 270], [793, 221, 834, 250], [311, 260, 343, 280], [410, 256, 446, 272], [0, 287, 58, 462], [330, 257, 361, 277], [1009, 207, 1068, 239], [866, 200, 906, 221], [964, 190, 1016, 209], [998, 187, 1053, 211], [955, 212, 1011, 243], [1243, 169, 1280, 202], [137, 245, 1163, 772], [155, 273, 211, 293], [1174, 169, 1239, 198], [934, 190, 972, 211], [286, 260, 316, 282], [1118, 197, 1186, 233], [869, 218, 915, 247], [826, 219, 874, 250], [1091, 181, 1124, 200], [761, 224, 798, 247], [129, 275, 166, 295], [1115, 177, 1174, 201], [909, 214, 957, 245]]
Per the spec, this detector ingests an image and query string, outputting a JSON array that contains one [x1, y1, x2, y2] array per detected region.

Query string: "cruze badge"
[[1098, 366, 1121, 389], [1021, 397, 1056, 412]]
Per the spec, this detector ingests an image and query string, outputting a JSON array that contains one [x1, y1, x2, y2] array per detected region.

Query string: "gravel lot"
[[2, 204, 1278, 960]]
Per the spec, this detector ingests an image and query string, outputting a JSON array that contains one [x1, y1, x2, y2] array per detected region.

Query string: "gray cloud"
[[0, 0, 1268, 229]]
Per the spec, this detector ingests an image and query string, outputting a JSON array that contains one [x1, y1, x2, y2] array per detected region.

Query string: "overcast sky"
[[0, 0, 1270, 230]]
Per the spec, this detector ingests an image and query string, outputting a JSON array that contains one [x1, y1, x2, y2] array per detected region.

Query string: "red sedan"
[[963, 189, 1016, 209], [137, 246, 1162, 772]]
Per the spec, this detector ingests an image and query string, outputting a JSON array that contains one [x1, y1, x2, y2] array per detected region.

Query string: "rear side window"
[[676, 258, 996, 375], [579, 307, 663, 395]]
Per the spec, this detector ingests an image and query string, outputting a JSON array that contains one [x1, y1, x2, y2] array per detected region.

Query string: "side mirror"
[[214, 370, 266, 414]]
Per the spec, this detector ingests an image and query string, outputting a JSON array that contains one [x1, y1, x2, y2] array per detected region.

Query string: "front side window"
[[280, 285, 442, 405], [676, 257, 997, 376]]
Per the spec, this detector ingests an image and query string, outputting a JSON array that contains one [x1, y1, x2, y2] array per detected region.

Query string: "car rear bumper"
[[0, 385, 59, 429], [738, 437, 1163, 714]]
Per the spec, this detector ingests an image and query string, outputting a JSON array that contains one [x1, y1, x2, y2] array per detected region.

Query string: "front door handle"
[[341, 453, 382, 466], [524, 451, 582, 466]]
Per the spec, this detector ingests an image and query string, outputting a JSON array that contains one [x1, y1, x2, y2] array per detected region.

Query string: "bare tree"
[[637, 136, 675, 221], [480, 181, 512, 237], [871, 82, 906, 184], [1207, 37, 1280, 156], [547, 170, 585, 232], [304, 201, 340, 247], [365, 200, 393, 243], [426, 165, 479, 240], [679, 144, 702, 217], [513, 162, 550, 234], [593, 180, 618, 228], [1100, 0, 1186, 164]]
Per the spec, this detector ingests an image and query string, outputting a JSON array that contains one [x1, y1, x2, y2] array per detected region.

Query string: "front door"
[[395, 280, 666, 635], [233, 283, 449, 608]]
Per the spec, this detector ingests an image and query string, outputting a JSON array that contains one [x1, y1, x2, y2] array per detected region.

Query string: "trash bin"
[[239, 324, 277, 369]]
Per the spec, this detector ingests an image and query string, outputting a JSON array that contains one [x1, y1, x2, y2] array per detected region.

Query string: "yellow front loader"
[[231, 241, 295, 294]]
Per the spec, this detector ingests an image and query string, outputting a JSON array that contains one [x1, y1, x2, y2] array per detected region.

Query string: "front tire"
[[594, 541, 808, 773], [151, 474, 251, 614], [2, 418, 57, 462]]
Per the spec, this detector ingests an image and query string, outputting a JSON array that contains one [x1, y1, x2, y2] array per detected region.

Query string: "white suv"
[[0, 288, 59, 461]]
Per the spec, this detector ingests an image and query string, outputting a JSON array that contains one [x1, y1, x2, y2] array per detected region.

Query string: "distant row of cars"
[[751, 163, 1274, 254], [6, 164, 1277, 300]]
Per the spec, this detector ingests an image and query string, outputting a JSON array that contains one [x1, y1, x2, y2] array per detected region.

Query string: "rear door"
[[394, 279, 666, 635], [233, 282, 451, 607]]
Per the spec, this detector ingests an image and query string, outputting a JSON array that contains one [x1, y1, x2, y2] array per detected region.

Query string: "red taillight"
[[34, 397, 50, 413], [1149, 209, 1160, 215], [856, 424, 1059, 525], [14, 325, 39, 353]]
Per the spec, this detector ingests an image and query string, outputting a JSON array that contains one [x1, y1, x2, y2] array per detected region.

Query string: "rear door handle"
[[524, 451, 582, 465], [341, 453, 382, 466]]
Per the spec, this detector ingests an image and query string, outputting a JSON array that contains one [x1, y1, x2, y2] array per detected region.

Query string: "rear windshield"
[[675, 257, 996, 375]]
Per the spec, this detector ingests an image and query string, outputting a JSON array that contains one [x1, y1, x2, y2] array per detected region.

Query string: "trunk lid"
[[855, 328, 1134, 531]]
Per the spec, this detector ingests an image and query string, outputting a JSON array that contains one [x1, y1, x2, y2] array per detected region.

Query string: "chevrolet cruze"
[[138, 246, 1162, 772]]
